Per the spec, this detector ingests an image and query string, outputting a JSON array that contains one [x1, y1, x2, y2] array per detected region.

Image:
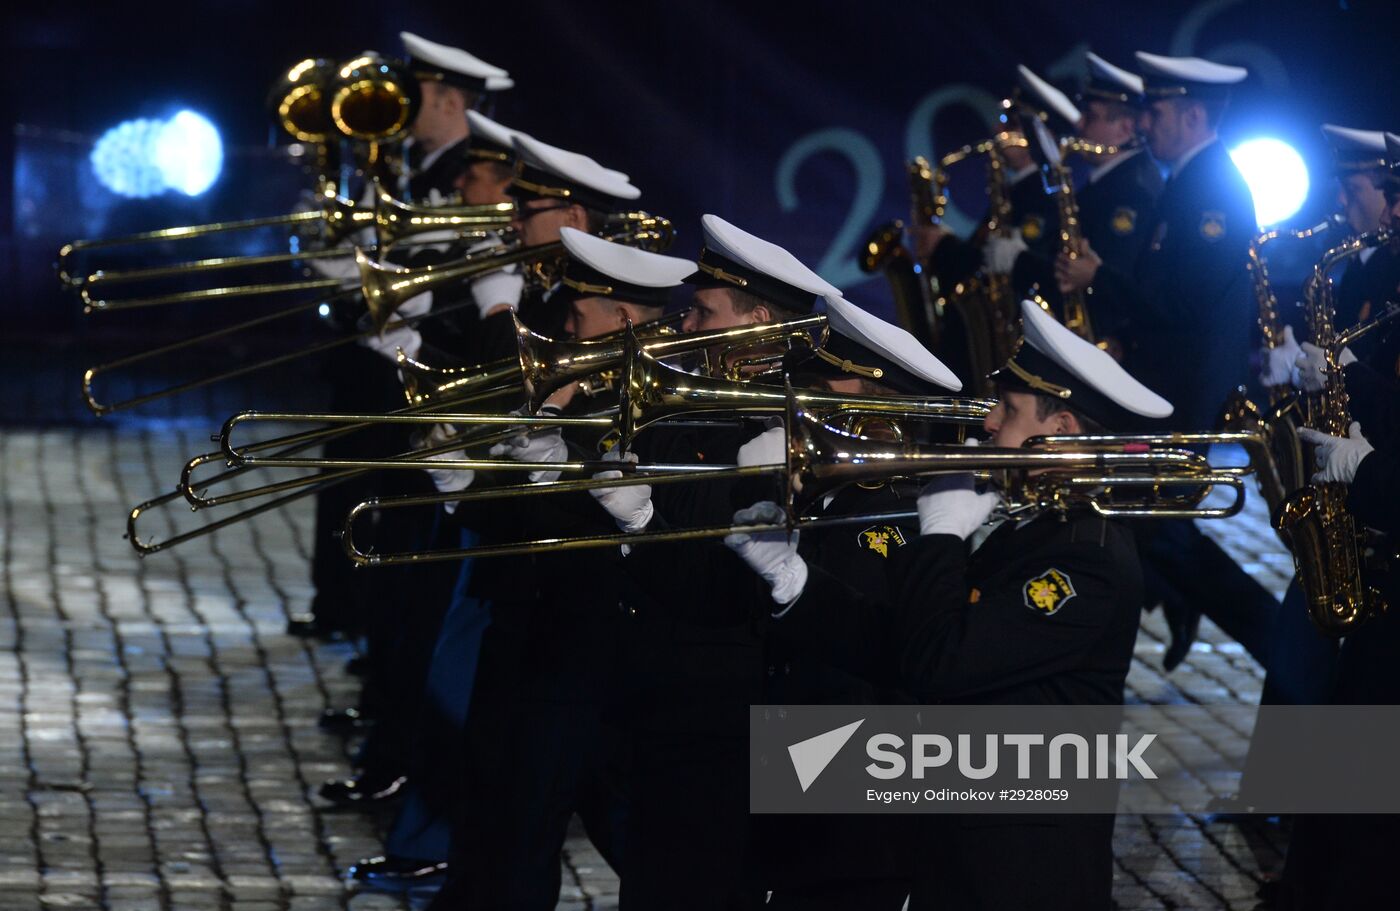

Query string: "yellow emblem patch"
[[1023, 568, 1077, 615], [858, 524, 907, 558], [1020, 215, 1044, 243], [1111, 207, 1137, 236], [1200, 210, 1227, 242]]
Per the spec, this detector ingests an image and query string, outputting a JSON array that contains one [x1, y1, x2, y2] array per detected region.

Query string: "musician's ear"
[[1051, 408, 1082, 436]]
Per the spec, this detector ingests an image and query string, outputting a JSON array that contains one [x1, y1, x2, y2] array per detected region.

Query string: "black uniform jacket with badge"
[[772, 510, 1143, 706], [1336, 243, 1400, 374], [1013, 149, 1163, 337], [616, 420, 771, 735], [927, 168, 1060, 291], [765, 480, 921, 706], [1094, 140, 1255, 431]]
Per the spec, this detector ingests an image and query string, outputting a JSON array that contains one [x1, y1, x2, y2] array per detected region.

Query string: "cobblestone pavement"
[[0, 426, 1289, 910]]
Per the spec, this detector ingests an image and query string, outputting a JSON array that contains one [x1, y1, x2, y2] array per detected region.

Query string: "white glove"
[[589, 448, 654, 533], [487, 408, 568, 483], [1259, 325, 1302, 388], [916, 474, 1001, 539], [982, 231, 1029, 275], [724, 501, 807, 609], [306, 251, 362, 280], [1295, 342, 1357, 393], [737, 425, 786, 467], [1298, 421, 1374, 484], [359, 290, 430, 363], [425, 450, 475, 495]]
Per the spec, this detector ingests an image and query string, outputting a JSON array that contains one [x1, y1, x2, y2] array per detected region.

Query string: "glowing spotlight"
[[155, 111, 223, 196], [91, 119, 168, 198], [1229, 138, 1309, 228], [91, 109, 223, 199], [318, 303, 332, 318]]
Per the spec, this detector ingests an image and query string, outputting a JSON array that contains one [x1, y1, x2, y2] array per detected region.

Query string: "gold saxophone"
[[932, 132, 1026, 396], [1273, 230, 1391, 635], [1221, 217, 1341, 522], [857, 158, 941, 350]]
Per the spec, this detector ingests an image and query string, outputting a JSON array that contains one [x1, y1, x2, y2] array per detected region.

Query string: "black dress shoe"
[[1162, 601, 1201, 671], [348, 854, 448, 892], [319, 706, 374, 734], [319, 771, 407, 805]]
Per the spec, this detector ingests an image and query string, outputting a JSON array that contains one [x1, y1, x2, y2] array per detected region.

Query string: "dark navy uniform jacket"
[[772, 510, 1142, 706], [1096, 140, 1256, 431], [1014, 149, 1164, 336], [1337, 244, 1400, 376]]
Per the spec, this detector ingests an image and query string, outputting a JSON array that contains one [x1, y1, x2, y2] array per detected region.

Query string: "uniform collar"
[[1169, 136, 1218, 179], [1089, 147, 1143, 185]]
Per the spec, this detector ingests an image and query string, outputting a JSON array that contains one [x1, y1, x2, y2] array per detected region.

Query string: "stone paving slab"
[[0, 425, 1291, 909]]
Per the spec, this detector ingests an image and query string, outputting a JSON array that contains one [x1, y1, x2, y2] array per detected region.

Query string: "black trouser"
[[351, 505, 459, 775], [468, 698, 628, 909], [1137, 517, 1278, 667], [909, 814, 1115, 910], [622, 728, 762, 911]]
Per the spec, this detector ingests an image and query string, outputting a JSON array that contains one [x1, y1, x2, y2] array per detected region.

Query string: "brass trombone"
[[217, 347, 993, 473], [76, 186, 517, 308], [339, 404, 1251, 566], [81, 213, 669, 415], [213, 314, 835, 468], [124, 314, 830, 555], [58, 52, 423, 289]]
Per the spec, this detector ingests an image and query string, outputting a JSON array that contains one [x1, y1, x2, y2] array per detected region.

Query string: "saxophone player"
[[1020, 52, 1164, 341], [1059, 52, 1278, 672]]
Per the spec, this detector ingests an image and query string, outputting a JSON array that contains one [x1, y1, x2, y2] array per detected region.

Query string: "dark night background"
[[3, 0, 1399, 418]]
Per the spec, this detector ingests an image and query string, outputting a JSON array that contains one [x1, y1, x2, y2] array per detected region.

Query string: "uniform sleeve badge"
[[857, 524, 907, 558], [1111, 207, 1137, 236], [1023, 568, 1076, 615], [1019, 215, 1044, 243], [1199, 210, 1227, 242]]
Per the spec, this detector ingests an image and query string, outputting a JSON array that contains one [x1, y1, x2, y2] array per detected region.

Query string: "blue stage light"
[[1229, 138, 1309, 228], [91, 109, 223, 198], [155, 110, 223, 196], [91, 119, 168, 198]]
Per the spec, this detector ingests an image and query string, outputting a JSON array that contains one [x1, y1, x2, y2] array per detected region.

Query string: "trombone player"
[[733, 294, 965, 908], [726, 300, 1173, 911], [423, 227, 696, 909], [584, 215, 845, 908]]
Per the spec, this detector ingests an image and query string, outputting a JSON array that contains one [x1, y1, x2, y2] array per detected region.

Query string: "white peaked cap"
[[823, 295, 962, 392], [699, 214, 840, 299], [1321, 124, 1387, 154], [1017, 65, 1082, 126], [559, 227, 693, 287], [1029, 116, 1063, 169], [401, 32, 513, 91], [466, 110, 525, 149], [1019, 300, 1173, 419], [513, 134, 641, 202], [1135, 52, 1247, 86], [1086, 52, 1144, 96]]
